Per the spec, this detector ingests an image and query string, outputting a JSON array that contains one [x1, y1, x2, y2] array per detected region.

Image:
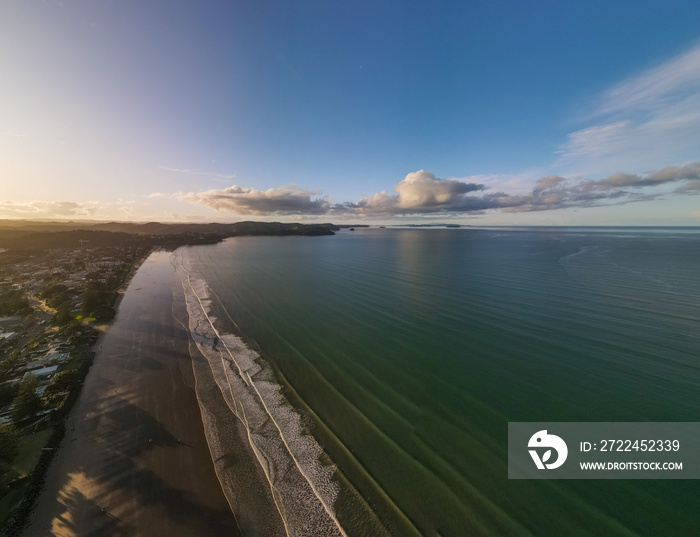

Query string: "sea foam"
[[171, 249, 346, 537]]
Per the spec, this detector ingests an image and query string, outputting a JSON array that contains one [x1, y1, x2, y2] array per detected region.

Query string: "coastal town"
[[0, 240, 151, 531]]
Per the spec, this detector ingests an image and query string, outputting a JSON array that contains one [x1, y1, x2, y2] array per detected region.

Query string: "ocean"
[[170, 227, 700, 536]]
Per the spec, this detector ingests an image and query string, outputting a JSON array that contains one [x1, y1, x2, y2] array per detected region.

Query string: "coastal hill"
[[0, 221, 339, 250]]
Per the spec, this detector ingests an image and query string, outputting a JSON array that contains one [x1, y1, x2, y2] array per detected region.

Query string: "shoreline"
[[171, 250, 290, 536], [91, 248, 153, 334], [112, 247, 154, 309], [21, 250, 240, 536], [1, 248, 156, 536], [171, 245, 388, 536]]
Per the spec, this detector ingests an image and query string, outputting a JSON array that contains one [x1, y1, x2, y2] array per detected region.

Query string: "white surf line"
[[246, 371, 349, 537], [174, 253, 291, 536], [176, 257, 250, 426], [178, 254, 346, 537], [179, 263, 250, 427], [198, 276, 347, 535], [171, 305, 245, 537], [202, 280, 249, 342], [183, 266, 250, 387], [239, 399, 292, 537]]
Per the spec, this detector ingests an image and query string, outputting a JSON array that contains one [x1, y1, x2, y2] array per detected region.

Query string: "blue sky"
[[2, 0, 700, 224]]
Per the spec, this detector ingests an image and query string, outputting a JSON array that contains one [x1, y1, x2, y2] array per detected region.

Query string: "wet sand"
[[23, 251, 241, 537]]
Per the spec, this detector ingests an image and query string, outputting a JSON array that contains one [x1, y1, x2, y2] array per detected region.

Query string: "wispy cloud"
[[158, 166, 237, 181], [595, 44, 700, 117], [558, 42, 700, 172], [675, 179, 700, 194], [0, 200, 99, 218], [161, 212, 211, 222]]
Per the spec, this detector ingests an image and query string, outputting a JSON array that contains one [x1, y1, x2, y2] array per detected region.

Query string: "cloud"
[[595, 44, 700, 118], [648, 162, 700, 182], [161, 212, 211, 222], [675, 179, 700, 194], [394, 170, 485, 208], [336, 170, 487, 216], [581, 162, 700, 190], [167, 163, 700, 218], [167, 184, 332, 215], [494, 163, 700, 212], [0, 201, 99, 218], [533, 175, 564, 191], [558, 42, 700, 172], [337, 164, 700, 215], [159, 166, 237, 181]]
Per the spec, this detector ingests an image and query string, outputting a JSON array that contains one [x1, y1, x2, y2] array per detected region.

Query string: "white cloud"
[[558, 42, 700, 173], [395, 170, 485, 208], [559, 121, 632, 159], [170, 184, 331, 215], [167, 163, 700, 218], [596, 44, 700, 117], [339, 170, 486, 216]]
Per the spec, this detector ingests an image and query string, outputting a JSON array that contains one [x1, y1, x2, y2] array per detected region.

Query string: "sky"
[[2, 0, 700, 225]]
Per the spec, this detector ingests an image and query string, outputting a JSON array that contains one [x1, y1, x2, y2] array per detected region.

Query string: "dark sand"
[[22, 251, 241, 537]]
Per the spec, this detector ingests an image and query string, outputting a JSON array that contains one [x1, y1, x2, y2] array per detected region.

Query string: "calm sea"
[[173, 227, 700, 536]]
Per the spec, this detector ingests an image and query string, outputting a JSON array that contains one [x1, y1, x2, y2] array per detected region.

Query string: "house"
[[24, 365, 59, 379]]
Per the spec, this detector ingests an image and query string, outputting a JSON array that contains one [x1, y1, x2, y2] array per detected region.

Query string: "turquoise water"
[[178, 227, 700, 536]]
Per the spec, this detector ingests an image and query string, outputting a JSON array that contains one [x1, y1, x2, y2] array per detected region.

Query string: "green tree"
[[0, 290, 29, 316], [81, 289, 100, 315], [41, 284, 67, 299], [92, 304, 116, 321], [18, 305, 34, 317], [0, 350, 22, 377], [45, 370, 77, 396], [0, 382, 19, 407], [47, 291, 71, 309], [106, 274, 120, 289], [11, 374, 42, 423], [53, 304, 74, 326], [0, 424, 19, 473]]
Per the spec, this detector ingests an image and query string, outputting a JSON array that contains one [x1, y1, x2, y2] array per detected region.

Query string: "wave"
[[170, 249, 346, 537]]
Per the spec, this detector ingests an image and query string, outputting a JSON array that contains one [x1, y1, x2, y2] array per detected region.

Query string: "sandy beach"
[[22, 251, 241, 537]]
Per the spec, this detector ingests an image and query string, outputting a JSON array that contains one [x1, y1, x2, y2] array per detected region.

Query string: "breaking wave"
[[171, 249, 346, 537]]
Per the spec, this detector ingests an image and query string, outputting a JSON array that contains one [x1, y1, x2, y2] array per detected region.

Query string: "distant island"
[[404, 223, 463, 228]]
